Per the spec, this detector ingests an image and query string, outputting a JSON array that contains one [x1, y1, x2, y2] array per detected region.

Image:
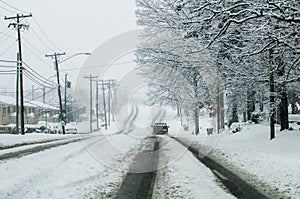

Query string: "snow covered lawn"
[[176, 122, 300, 198]]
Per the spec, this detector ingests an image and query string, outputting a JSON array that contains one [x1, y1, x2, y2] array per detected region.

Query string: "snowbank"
[[177, 122, 300, 198]]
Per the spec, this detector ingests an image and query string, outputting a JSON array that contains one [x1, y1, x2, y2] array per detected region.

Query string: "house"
[[0, 95, 59, 125]]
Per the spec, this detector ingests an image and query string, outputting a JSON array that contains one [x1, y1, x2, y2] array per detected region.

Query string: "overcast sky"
[[0, 0, 138, 93]]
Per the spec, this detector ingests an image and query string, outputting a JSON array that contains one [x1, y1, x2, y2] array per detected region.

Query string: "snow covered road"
[[0, 133, 143, 199]]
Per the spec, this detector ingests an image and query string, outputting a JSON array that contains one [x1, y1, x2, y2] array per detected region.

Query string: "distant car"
[[65, 122, 78, 134], [152, 122, 169, 135]]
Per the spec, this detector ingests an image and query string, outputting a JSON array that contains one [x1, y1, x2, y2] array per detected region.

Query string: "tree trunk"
[[230, 98, 239, 127], [269, 49, 275, 139], [280, 86, 289, 131], [247, 90, 256, 121], [220, 91, 225, 129], [260, 91, 264, 112], [269, 63, 275, 140], [194, 107, 199, 135]]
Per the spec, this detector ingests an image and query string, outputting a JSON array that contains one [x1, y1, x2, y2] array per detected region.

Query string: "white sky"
[[0, 0, 138, 94]]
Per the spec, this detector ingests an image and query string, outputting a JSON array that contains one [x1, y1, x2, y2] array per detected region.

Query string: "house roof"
[[0, 95, 58, 110]]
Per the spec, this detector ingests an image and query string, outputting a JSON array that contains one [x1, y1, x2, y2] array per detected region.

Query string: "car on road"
[[65, 122, 78, 134], [152, 122, 169, 135]]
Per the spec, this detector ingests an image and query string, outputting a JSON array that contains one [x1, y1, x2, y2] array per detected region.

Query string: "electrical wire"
[[23, 44, 54, 69], [0, 4, 16, 13], [22, 61, 56, 85], [23, 37, 46, 55], [32, 17, 62, 51], [60, 61, 136, 72], [0, 29, 13, 41], [0, 32, 14, 44], [0, 39, 17, 56], [0, 69, 15, 73], [24, 71, 56, 89], [23, 68, 56, 87], [0, 59, 17, 63], [0, 65, 16, 68], [24, 86, 56, 101], [30, 27, 56, 52], [0, 0, 29, 14]]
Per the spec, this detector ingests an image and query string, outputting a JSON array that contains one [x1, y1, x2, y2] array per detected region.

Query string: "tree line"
[[135, 0, 300, 139]]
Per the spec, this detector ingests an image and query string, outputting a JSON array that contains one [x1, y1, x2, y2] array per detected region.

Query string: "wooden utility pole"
[[46, 52, 66, 134], [43, 86, 45, 104], [16, 53, 19, 134], [98, 80, 108, 130], [5, 13, 32, 135], [106, 80, 116, 126], [32, 85, 34, 100], [64, 73, 68, 124], [96, 81, 99, 131], [84, 75, 98, 133]]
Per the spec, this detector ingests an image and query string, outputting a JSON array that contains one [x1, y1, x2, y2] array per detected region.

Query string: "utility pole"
[[96, 81, 99, 131], [64, 73, 67, 124], [107, 81, 111, 126], [98, 80, 108, 130], [84, 75, 98, 133], [16, 53, 19, 134], [5, 13, 32, 135], [45, 52, 66, 134], [31, 85, 34, 100], [43, 86, 45, 104], [107, 79, 116, 124]]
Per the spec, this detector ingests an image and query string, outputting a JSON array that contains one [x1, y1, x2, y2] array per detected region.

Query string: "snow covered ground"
[[175, 119, 300, 198], [0, 133, 77, 149], [1, 104, 298, 198], [0, 106, 237, 199], [0, 129, 144, 198], [153, 136, 235, 199]]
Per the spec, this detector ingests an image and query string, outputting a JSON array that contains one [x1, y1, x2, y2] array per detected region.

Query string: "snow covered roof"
[[0, 95, 58, 111]]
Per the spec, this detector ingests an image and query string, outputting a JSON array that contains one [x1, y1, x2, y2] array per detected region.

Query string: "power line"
[[0, 31, 14, 43], [60, 61, 136, 71], [23, 44, 54, 69], [24, 87, 56, 102], [22, 61, 56, 86], [0, 59, 18, 63], [24, 72, 55, 89], [0, 70, 15, 73], [0, 28, 12, 40], [0, 0, 29, 14], [0, 39, 17, 56], [0, 64, 16, 68], [23, 37, 47, 55], [32, 17, 62, 51], [0, 4, 16, 13], [23, 69, 56, 88], [30, 26, 56, 52]]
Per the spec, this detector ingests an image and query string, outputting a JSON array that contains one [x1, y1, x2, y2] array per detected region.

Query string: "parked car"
[[36, 121, 60, 134], [152, 122, 169, 135], [65, 122, 78, 134]]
